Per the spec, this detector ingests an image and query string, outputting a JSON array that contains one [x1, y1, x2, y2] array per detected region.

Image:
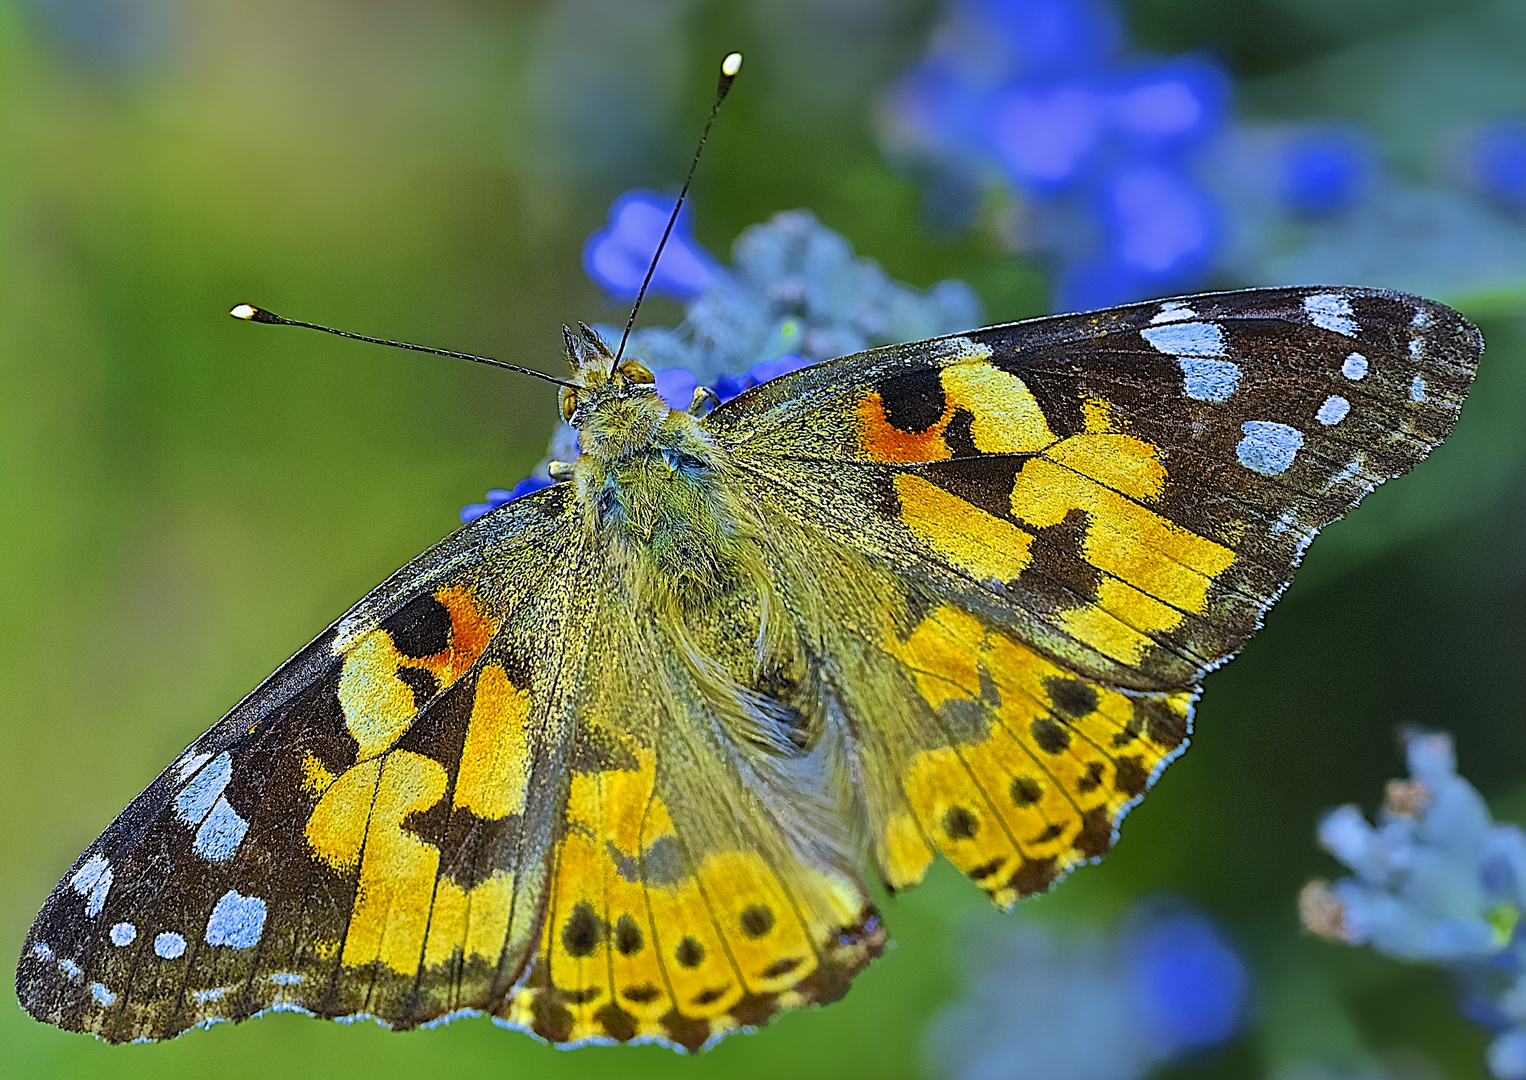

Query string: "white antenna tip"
[[230, 303, 257, 320], [721, 52, 742, 77]]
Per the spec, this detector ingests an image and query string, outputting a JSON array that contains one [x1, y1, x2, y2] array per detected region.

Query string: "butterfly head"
[[558, 319, 697, 462], [558, 322, 661, 425]]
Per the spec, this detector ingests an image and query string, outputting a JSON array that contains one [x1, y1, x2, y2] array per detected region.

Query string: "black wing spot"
[[943, 408, 980, 458], [1115, 757, 1150, 797], [674, 937, 705, 969], [614, 914, 644, 956], [880, 370, 946, 432], [561, 902, 604, 958], [1076, 761, 1105, 793], [740, 905, 775, 939], [942, 805, 979, 840], [761, 957, 803, 978], [380, 593, 451, 658], [1010, 776, 1043, 805], [969, 857, 1006, 880], [1134, 698, 1188, 750], [1031, 717, 1071, 754], [1012, 508, 1100, 614], [1044, 676, 1098, 719]]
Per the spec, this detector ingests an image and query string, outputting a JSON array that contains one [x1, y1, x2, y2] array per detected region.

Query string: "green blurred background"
[[2, 1, 1524, 1078]]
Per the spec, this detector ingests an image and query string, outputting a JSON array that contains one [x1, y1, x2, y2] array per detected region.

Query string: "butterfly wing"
[[18, 488, 589, 1041], [706, 286, 1481, 905]]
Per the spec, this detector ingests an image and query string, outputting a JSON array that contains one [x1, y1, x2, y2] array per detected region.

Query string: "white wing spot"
[[154, 931, 187, 959], [193, 796, 249, 862], [70, 854, 113, 918], [109, 921, 137, 947], [1411, 308, 1433, 328], [1150, 301, 1198, 324], [269, 972, 304, 986], [1304, 293, 1358, 337], [206, 890, 267, 950], [1141, 320, 1226, 357], [30, 941, 54, 962], [58, 957, 83, 981], [1323, 457, 1367, 494], [1237, 421, 1305, 476], [89, 982, 116, 1007], [1174, 357, 1240, 402], [192, 987, 228, 1004], [1341, 352, 1368, 380], [175, 751, 211, 781], [1316, 395, 1351, 426], [1410, 375, 1427, 403], [1409, 336, 1424, 359], [174, 752, 232, 827]]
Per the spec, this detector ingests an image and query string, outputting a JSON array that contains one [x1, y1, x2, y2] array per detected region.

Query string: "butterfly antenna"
[[611, 50, 742, 371], [229, 304, 579, 389]]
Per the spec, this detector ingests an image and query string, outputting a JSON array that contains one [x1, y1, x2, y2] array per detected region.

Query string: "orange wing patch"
[[855, 359, 1056, 463], [505, 744, 882, 1050], [876, 602, 1189, 907]]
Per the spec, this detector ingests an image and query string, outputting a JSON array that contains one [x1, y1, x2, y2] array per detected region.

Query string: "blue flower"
[[1276, 124, 1375, 217], [651, 367, 697, 411], [1119, 902, 1250, 1058], [1468, 119, 1526, 211], [582, 189, 721, 303], [1301, 730, 1526, 1080], [1054, 163, 1219, 311], [925, 897, 1247, 1080], [1106, 58, 1229, 153], [459, 474, 552, 523]]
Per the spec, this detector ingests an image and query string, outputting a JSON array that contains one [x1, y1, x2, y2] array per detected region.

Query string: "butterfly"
[[16, 284, 1481, 1051]]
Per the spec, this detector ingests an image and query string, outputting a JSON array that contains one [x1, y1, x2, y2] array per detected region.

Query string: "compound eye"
[[559, 387, 578, 421], [618, 359, 655, 384]]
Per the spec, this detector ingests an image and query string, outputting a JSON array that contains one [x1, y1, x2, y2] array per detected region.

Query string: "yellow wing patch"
[[297, 586, 543, 977]]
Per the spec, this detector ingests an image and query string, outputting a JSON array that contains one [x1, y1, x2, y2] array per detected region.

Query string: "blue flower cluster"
[[1300, 730, 1526, 1080], [884, 2, 1526, 312], [879, 0, 1229, 312], [463, 198, 982, 522], [925, 898, 1249, 1080]]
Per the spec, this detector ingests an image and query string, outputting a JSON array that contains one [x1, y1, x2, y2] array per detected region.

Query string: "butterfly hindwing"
[[710, 286, 1481, 902], [502, 564, 883, 1050]]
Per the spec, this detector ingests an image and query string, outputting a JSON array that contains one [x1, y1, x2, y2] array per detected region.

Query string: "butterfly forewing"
[[711, 286, 1481, 903], [17, 489, 582, 1041]]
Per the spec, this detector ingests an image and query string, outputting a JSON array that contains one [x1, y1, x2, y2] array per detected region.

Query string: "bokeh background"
[[3, 1, 1525, 1078]]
